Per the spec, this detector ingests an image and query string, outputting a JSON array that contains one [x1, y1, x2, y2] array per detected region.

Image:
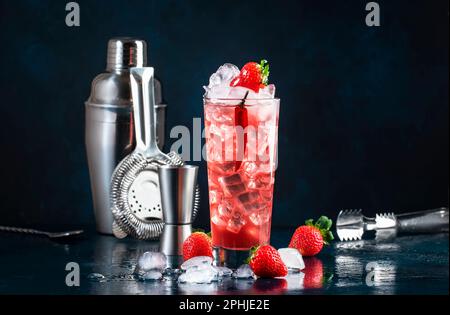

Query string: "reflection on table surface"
[[0, 228, 448, 294]]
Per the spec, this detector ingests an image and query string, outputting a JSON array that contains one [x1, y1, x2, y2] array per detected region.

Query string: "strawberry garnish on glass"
[[231, 60, 270, 171], [230, 59, 270, 92]]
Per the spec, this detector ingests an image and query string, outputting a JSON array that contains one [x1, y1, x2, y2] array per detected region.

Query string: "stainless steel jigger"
[[158, 164, 199, 268]]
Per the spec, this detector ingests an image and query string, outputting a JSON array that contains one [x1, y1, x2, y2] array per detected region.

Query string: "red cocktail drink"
[[204, 97, 279, 250]]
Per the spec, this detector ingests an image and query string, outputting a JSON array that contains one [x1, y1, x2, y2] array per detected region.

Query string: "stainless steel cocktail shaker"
[[85, 38, 167, 234]]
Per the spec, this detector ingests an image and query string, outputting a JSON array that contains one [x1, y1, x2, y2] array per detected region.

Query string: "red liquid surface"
[[204, 100, 279, 250]]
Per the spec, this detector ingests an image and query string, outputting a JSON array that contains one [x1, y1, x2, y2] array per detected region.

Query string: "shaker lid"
[[106, 38, 147, 71]]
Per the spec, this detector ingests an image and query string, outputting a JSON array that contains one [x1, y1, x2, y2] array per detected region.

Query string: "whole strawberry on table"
[[182, 231, 213, 261], [289, 216, 334, 256]]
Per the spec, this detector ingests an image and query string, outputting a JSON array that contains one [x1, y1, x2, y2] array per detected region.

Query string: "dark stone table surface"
[[0, 228, 448, 295]]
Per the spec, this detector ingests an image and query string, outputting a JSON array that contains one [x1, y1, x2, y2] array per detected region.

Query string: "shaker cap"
[[106, 38, 147, 71]]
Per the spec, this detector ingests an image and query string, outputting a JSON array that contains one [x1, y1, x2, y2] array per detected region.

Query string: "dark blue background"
[[0, 0, 448, 231]]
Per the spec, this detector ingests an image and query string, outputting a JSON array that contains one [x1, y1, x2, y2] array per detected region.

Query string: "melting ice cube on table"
[[180, 256, 213, 271], [232, 264, 255, 279], [178, 256, 233, 284], [278, 248, 305, 271], [213, 266, 233, 277], [136, 251, 167, 272], [138, 270, 163, 281], [178, 261, 219, 284], [178, 266, 218, 284]]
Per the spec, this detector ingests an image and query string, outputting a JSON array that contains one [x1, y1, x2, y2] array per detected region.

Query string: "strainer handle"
[[130, 67, 160, 155]]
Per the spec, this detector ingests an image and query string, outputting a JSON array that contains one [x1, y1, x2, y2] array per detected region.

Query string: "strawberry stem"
[[305, 216, 334, 245], [259, 59, 270, 85], [245, 246, 259, 264]]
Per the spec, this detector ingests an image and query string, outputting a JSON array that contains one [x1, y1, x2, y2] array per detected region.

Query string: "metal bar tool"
[[158, 164, 199, 268], [0, 226, 83, 240], [336, 207, 449, 241]]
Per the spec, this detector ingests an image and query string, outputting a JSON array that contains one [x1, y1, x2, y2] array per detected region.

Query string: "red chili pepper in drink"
[[234, 98, 248, 171]]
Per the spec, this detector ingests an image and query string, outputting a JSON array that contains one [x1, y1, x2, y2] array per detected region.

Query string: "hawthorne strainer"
[[110, 67, 199, 240]]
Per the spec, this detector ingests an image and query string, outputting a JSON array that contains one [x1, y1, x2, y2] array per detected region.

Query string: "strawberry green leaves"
[[305, 216, 334, 245], [259, 59, 270, 85]]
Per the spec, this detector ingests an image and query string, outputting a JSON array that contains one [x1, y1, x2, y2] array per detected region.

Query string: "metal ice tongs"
[[336, 207, 449, 241]]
